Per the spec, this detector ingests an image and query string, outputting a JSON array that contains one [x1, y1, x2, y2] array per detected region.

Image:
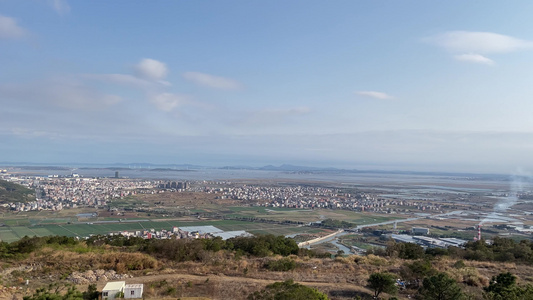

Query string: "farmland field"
[[0, 219, 331, 243]]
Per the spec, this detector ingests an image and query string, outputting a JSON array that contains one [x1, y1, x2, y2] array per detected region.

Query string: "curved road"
[[304, 210, 464, 250]]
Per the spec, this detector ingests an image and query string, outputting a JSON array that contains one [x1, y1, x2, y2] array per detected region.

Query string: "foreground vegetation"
[[2, 234, 533, 299]]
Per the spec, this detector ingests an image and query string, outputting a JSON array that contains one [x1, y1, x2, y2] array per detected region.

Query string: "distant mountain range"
[[0, 161, 507, 179]]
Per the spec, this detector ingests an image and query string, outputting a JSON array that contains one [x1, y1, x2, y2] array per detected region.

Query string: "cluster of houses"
[[108, 225, 251, 241], [115, 226, 212, 240], [203, 184, 444, 214]]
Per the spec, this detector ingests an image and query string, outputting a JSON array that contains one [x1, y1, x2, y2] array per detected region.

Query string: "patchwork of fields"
[[0, 219, 328, 243], [0, 205, 404, 243]]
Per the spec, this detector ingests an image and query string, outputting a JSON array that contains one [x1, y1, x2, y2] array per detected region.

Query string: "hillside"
[[2, 235, 533, 299], [0, 179, 34, 203]]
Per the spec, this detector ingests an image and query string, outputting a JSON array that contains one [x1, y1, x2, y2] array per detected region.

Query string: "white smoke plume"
[[480, 170, 532, 225]]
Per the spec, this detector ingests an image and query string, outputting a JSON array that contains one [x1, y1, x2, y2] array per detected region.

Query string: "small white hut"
[[102, 281, 125, 300], [124, 283, 144, 299]]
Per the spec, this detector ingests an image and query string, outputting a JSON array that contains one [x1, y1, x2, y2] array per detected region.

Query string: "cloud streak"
[[84, 59, 193, 113], [0, 15, 27, 39], [149, 93, 189, 112], [429, 31, 533, 54], [428, 31, 533, 65], [356, 91, 393, 100], [183, 71, 242, 90], [453, 53, 494, 65]]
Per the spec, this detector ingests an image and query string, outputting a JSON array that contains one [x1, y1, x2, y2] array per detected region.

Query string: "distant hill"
[[0, 179, 34, 203], [258, 164, 340, 172]]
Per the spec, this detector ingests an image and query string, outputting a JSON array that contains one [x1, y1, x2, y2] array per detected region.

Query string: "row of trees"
[[1, 234, 301, 262]]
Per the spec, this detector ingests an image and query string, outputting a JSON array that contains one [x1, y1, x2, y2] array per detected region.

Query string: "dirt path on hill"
[[81, 271, 373, 300]]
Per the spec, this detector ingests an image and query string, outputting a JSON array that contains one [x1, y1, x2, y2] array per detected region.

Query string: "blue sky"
[[2, 1, 533, 173]]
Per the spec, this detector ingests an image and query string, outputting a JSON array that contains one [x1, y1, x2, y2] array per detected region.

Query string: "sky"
[[2, 1, 533, 173]]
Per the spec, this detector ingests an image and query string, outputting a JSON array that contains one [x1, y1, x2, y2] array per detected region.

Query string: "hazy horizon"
[[3, 1, 533, 174]]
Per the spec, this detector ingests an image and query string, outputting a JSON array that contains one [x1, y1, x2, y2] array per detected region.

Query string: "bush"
[[248, 279, 329, 300], [264, 257, 297, 271]]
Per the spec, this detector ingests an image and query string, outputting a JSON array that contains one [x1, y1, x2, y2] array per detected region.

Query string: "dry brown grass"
[[7, 249, 533, 300], [25, 247, 158, 276]]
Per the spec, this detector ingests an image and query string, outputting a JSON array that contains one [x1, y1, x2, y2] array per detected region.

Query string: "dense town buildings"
[[2, 171, 444, 214]]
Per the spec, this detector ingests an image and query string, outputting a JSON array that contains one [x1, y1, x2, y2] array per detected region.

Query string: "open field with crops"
[[0, 218, 333, 242]]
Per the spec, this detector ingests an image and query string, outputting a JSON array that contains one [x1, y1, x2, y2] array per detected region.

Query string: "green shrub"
[[264, 257, 297, 271]]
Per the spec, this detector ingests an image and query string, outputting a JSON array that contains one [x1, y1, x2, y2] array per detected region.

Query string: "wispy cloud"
[[356, 91, 393, 100], [149, 93, 189, 112], [135, 58, 168, 81], [453, 53, 494, 65], [85, 59, 188, 112], [428, 31, 533, 65], [183, 71, 242, 90], [429, 31, 533, 54], [0, 15, 27, 39], [49, 0, 70, 15]]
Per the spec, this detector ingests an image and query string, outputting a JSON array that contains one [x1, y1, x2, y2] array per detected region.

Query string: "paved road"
[[305, 210, 464, 249]]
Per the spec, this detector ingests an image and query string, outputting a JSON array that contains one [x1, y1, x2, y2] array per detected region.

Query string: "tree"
[[418, 272, 463, 300], [485, 272, 516, 295], [82, 284, 99, 300], [400, 260, 435, 289], [367, 272, 397, 299], [248, 279, 329, 300], [484, 272, 533, 300], [386, 242, 424, 259]]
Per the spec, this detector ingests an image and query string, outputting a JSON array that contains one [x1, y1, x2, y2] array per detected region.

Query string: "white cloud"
[[429, 31, 533, 54], [0, 15, 27, 39], [356, 91, 393, 100], [453, 53, 494, 65], [49, 0, 70, 15], [183, 71, 242, 90], [135, 58, 168, 80], [150, 93, 188, 112]]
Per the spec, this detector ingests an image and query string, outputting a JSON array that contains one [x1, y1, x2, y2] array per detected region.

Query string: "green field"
[[220, 206, 404, 226], [0, 219, 330, 243], [0, 203, 405, 243]]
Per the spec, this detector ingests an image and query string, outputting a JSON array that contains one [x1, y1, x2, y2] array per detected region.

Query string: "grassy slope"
[[0, 179, 34, 203]]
